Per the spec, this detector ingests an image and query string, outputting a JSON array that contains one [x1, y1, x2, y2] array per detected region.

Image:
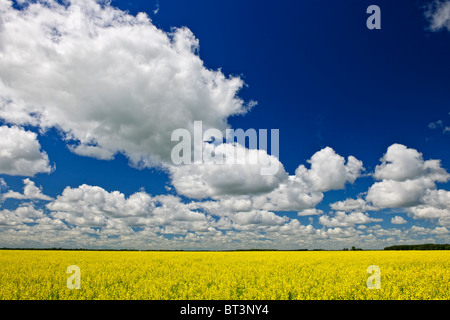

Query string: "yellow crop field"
[[0, 250, 448, 300]]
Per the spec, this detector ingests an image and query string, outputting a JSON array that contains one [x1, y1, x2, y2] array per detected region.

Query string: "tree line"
[[384, 244, 450, 250]]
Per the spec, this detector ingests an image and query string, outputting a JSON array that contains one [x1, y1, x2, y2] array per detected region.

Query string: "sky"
[[0, 0, 449, 250]]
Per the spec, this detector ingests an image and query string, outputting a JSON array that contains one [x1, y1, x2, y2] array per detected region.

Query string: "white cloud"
[[0, 0, 253, 168], [0, 178, 6, 190], [428, 117, 450, 134], [46, 184, 213, 232], [247, 175, 324, 212], [437, 216, 450, 227], [68, 144, 114, 161], [318, 211, 382, 228], [422, 188, 450, 209], [295, 147, 364, 192], [169, 143, 288, 199], [428, 120, 444, 129], [329, 198, 375, 212], [298, 208, 323, 216], [391, 216, 407, 225], [366, 178, 436, 209], [252, 147, 363, 211], [406, 189, 450, 223], [232, 210, 288, 226], [171, 146, 362, 217], [0, 126, 53, 176], [0, 182, 447, 249], [373, 144, 448, 182], [2, 178, 53, 201], [425, 0, 450, 32], [0, 203, 44, 226], [366, 144, 449, 209], [408, 225, 449, 236]]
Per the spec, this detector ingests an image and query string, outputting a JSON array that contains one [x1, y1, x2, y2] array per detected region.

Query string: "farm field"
[[0, 250, 448, 300]]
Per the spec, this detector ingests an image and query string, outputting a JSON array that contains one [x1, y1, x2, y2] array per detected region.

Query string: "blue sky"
[[0, 0, 449, 249]]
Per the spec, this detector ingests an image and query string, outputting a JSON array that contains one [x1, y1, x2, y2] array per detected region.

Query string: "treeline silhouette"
[[1, 244, 449, 251], [384, 244, 450, 250]]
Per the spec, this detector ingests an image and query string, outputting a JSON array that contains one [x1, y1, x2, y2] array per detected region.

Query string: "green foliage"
[[384, 244, 450, 250]]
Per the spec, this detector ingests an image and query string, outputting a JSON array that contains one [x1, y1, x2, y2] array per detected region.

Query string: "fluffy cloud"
[[2, 178, 53, 201], [170, 143, 288, 199], [330, 144, 450, 216], [0, 203, 44, 226], [250, 175, 324, 211], [326, 144, 450, 229], [46, 184, 210, 229], [366, 144, 449, 209], [232, 210, 288, 227], [391, 216, 407, 225], [322, 144, 450, 233], [250, 147, 363, 211], [372, 144, 448, 182], [297, 208, 323, 216], [0, 178, 6, 190], [0, 126, 53, 176], [318, 211, 382, 228], [171, 146, 363, 217], [366, 178, 436, 209], [406, 189, 450, 224], [425, 0, 450, 32], [295, 147, 364, 192], [0, 0, 252, 167], [0, 180, 448, 249], [329, 198, 375, 212]]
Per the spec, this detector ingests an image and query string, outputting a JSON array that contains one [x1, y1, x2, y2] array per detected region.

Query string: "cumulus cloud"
[[297, 208, 323, 216], [2, 178, 53, 201], [251, 147, 363, 211], [0, 1, 368, 235], [295, 147, 364, 192], [323, 144, 450, 230], [0, 126, 53, 176], [0, 180, 448, 249], [171, 146, 363, 218], [425, 0, 450, 32], [406, 189, 450, 225], [366, 178, 436, 209], [169, 143, 288, 199], [232, 210, 288, 227], [318, 211, 382, 228], [46, 184, 228, 237], [0, 203, 44, 226], [329, 198, 375, 212], [391, 216, 407, 225], [366, 144, 449, 209], [372, 144, 448, 182], [0, 178, 6, 190], [0, 0, 253, 168], [250, 175, 324, 212]]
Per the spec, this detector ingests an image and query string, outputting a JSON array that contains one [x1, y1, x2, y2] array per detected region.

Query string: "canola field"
[[0, 250, 448, 300]]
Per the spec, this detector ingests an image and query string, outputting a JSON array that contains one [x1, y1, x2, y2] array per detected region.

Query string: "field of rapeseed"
[[0, 250, 448, 300]]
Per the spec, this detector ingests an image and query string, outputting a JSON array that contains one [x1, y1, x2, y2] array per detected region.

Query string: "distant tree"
[[384, 244, 449, 250]]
